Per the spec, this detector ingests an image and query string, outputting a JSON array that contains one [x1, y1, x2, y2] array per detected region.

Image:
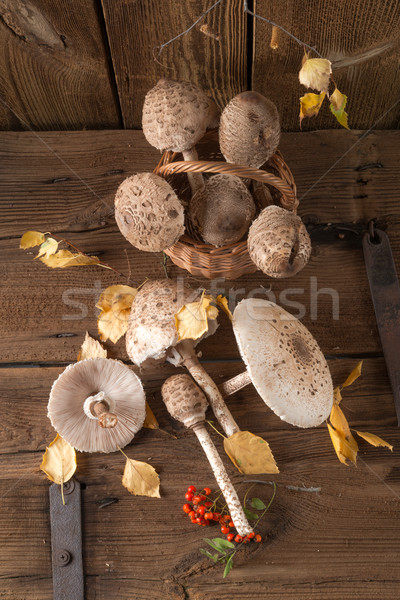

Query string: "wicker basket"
[[153, 131, 298, 280]]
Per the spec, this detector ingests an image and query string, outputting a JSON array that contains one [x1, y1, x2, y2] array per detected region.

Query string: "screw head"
[[55, 549, 71, 567], [62, 479, 75, 495]]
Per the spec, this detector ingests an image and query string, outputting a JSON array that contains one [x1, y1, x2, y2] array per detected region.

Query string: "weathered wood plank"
[[100, 0, 247, 128], [252, 0, 400, 131], [0, 0, 121, 130]]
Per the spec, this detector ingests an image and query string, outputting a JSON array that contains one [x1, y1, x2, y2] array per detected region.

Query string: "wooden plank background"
[[0, 0, 399, 130], [1, 129, 400, 598]]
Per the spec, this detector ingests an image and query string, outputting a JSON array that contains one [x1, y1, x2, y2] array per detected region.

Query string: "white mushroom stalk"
[[48, 358, 146, 453], [125, 279, 240, 438], [162, 374, 252, 536], [219, 298, 334, 428]]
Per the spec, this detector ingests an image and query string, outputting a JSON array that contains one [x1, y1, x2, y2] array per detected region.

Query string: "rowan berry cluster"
[[182, 485, 262, 543]]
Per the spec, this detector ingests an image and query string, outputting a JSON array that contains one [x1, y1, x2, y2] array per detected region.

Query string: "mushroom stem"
[[176, 340, 239, 437], [219, 371, 251, 397], [93, 401, 118, 429], [192, 423, 253, 536], [182, 147, 204, 195]]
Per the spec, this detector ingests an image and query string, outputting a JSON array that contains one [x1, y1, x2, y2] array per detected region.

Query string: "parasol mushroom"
[[162, 374, 252, 536], [220, 298, 333, 428], [142, 78, 219, 194], [48, 358, 146, 453], [114, 172, 185, 253], [125, 279, 240, 438], [247, 205, 311, 278], [188, 174, 256, 247]]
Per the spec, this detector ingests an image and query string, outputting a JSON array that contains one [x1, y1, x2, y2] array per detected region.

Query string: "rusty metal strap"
[[49, 478, 84, 600], [363, 226, 400, 425]]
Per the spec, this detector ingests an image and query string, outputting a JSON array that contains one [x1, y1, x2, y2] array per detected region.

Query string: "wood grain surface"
[[1, 129, 400, 599]]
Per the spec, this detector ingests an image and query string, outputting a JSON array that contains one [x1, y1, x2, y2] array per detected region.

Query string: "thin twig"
[[243, 479, 321, 493], [124, 248, 132, 283]]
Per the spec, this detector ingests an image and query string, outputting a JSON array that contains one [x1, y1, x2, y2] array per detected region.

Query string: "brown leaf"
[[122, 456, 160, 498], [40, 249, 100, 268], [40, 434, 76, 484], [223, 431, 279, 474], [78, 332, 107, 361], [143, 402, 159, 429], [355, 431, 393, 451], [327, 423, 358, 465], [329, 88, 349, 129], [342, 360, 363, 388], [20, 231, 46, 249]]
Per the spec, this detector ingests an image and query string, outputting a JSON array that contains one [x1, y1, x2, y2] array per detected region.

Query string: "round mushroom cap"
[[162, 374, 208, 428], [142, 78, 219, 153], [189, 174, 256, 247], [248, 205, 311, 278], [115, 172, 185, 252], [126, 279, 218, 367], [48, 358, 146, 453], [219, 91, 280, 168], [232, 298, 333, 427]]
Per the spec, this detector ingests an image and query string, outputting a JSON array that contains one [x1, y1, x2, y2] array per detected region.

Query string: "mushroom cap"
[[126, 279, 218, 367], [48, 358, 146, 453], [219, 91, 280, 168], [248, 205, 311, 278], [114, 172, 185, 252], [189, 174, 256, 247], [232, 298, 333, 427], [162, 374, 208, 428], [142, 78, 219, 153]]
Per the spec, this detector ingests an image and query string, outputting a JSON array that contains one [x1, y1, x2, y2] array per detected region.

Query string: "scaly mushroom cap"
[[126, 279, 218, 367], [162, 374, 208, 428], [114, 172, 185, 252], [219, 91, 280, 168], [248, 205, 311, 278], [189, 174, 256, 247], [232, 298, 333, 427], [142, 78, 219, 153], [48, 358, 146, 453]]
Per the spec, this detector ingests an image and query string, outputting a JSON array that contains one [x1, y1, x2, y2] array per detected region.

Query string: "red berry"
[[185, 492, 193, 501], [228, 521, 235, 528], [188, 510, 195, 518], [235, 535, 243, 543], [247, 532, 255, 539], [191, 518, 197, 524], [221, 526, 230, 535], [187, 485, 196, 494], [203, 487, 212, 496], [183, 503, 191, 513], [197, 505, 206, 515], [227, 533, 234, 542], [204, 512, 213, 520], [195, 517, 202, 524], [222, 515, 231, 522], [193, 495, 202, 504], [255, 534, 262, 543], [205, 501, 213, 508], [213, 512, 221, 521]]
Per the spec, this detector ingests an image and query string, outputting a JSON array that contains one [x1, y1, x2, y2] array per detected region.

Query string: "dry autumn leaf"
[[216, 295, 233, 321], [333, 387, 342, 405], [175, 293, 218, 342], [40, 434, 76, 485], [121, 454, 160, 498], [20, 230, 46, 249], [35, 237, 58, 259], [223, 431, 279, 475], [355, 431, 393, 451], [330, 404, 351, 438], [299, 56, 332, 92], [299, 92, 326, 127], [143, 402, 159, 429], [77, 331, 107, 361], [327, 423, 358, 465], [96, 285, 138, 344], [342, 360, 363, 388], [40, 249, 101, 268], [329, 88, 349, 129]]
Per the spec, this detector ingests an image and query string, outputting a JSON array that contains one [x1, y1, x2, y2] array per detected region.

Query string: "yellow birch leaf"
[[299, 57, 332, 92], [96, 285, 138, 312], [96, 285, 138, 343], [40, 249, 101, 268], [355, 431, 393, 451], [35, 237, 59, 259], [143, 402, 159, 429], [329, 88, 349, 129], [299, 92, 326, 127], [342, 360, 363, 388], [20, 230, 46, 249], [330, 404, 351, 438], [216, 295, 233, 321], [40, 434, 76, 484], [175, 294, 218, 342], [223, 431, 279, 475], [327, 423, 358, 465], [77, 331, 107, 361], [122, 457, 160, 498], [333, 386, 342, 405]]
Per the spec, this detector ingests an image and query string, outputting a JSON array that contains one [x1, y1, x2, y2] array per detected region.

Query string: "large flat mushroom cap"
[[142, 78, 219, 153], [48, 358, 146, 453], [232, 298, 333, 427]]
